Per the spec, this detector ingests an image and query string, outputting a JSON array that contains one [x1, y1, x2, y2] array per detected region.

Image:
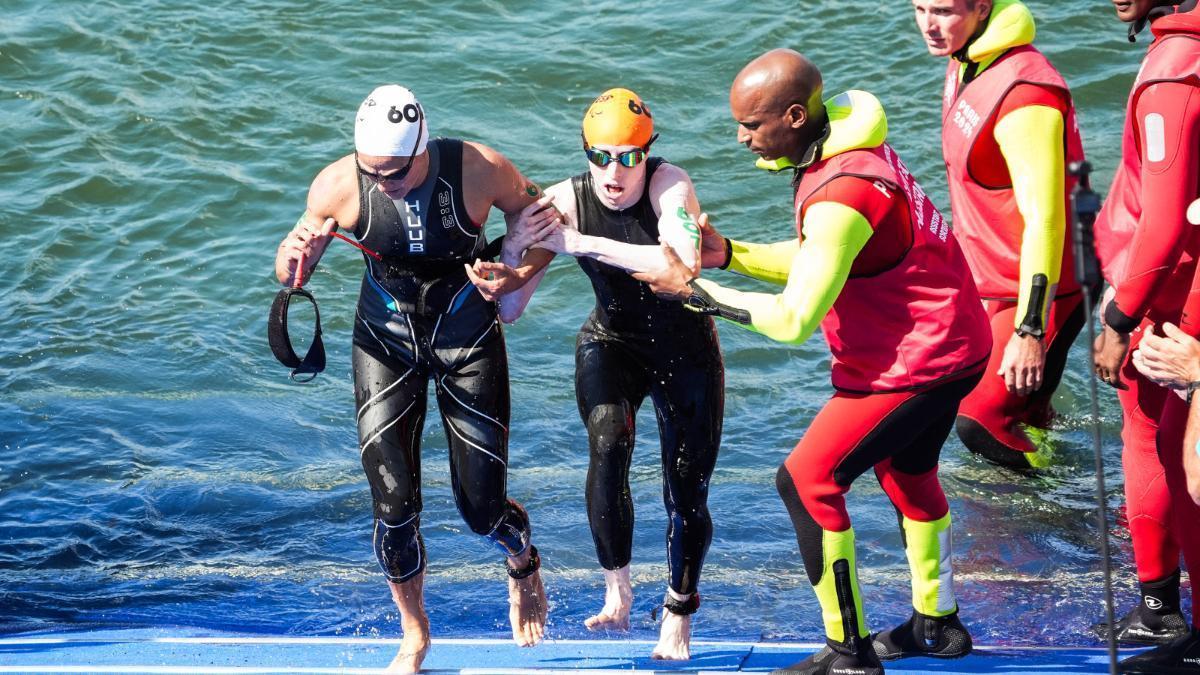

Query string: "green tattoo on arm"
[[677, 206, 700, 250], [524, 184, 540, 197]]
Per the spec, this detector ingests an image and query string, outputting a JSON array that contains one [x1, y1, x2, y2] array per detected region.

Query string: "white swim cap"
[[354, 85, 428, 157]]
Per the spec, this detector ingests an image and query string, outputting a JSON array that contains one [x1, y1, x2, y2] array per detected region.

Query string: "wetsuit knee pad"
[[484, 498, 532, 557], [373, 515, 425, 583], [584, 403, 634, 453], [776, 464, 826, 586]]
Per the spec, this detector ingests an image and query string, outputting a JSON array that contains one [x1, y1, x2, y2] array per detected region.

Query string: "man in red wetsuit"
[[1091, 0, 1200, 670], [913, 0, 1091, 471], [636, 49, 992, 675]]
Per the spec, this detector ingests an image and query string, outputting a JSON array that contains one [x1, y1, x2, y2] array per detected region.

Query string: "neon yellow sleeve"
[[995, 104, 1066, 332], [692, 202, 873, 344], [726, 238, 800, 286]]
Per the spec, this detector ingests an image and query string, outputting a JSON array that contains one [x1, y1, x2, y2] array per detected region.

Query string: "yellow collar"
[[959, 0, 1035, 64], [756, 90, 887, 172]]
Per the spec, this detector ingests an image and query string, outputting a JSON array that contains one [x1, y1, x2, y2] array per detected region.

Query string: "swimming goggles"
[[585, 146, 648, 169], [583, 133, 659, 168]]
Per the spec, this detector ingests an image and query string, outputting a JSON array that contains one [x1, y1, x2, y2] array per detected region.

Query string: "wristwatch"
[[1014, 326, 1045, 340], [1187, 381, 1200, 405]]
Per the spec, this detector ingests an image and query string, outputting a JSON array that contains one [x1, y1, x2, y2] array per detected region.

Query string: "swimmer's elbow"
[[496, 301, 525, 324], [772, 321, 811, 345], [754, 308, 813, 345]]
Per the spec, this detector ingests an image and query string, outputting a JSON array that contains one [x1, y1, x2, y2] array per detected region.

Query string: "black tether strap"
[[268, 287, 326, 382], [266, 233, 500, 383]]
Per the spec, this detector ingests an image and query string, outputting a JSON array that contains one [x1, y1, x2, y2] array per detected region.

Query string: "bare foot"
[[385, 620, 431, 673], [508, 548, 547, 647], [385, 575, 431, 673], [651, 590, 693, 660], [584, 566, 633, 631]]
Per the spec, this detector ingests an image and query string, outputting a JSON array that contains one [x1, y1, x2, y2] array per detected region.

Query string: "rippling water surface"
[[0, 0, 1176, 647]]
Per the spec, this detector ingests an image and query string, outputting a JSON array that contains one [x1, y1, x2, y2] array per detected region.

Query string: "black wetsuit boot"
[[1094, 571, 1189, 645], [772, 636, 884, 675], [1119, 628, 1200, 674], [871, 608, 972, 660]]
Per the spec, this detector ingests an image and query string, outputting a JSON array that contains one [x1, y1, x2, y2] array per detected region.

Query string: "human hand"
[[1093, 324, 1130, 389], [465, 259, 528, 300], [999, 332, 1046, 396], [632, 240, 701, 300], [696, 213, 729, 269], [277, 216, 337, 286], [1131, 322, 1200, 389], [534, 225, 582, 256], [507, 195, 563, 253]]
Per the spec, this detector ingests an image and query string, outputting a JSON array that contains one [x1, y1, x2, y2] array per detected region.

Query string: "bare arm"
[[461, 142, 559, 299], [492, 181, 573, 323], [274, 155, 360, 286], [539, 163, 700, 273]]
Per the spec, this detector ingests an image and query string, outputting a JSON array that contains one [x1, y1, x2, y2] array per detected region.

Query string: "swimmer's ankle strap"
[[661, 591, 700, 616], [267, 287, 326, 382], [506, 544, 540, 580]]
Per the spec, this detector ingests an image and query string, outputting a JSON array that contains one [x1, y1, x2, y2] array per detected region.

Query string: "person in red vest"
[[912, 0, 1090, 471], [635, 48, 992, 675], [1090, 0, 1200, 670]]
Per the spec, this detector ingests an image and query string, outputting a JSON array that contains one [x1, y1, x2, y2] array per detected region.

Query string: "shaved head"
[[730, 49, 827, 164], [732, 48, 824, 116]]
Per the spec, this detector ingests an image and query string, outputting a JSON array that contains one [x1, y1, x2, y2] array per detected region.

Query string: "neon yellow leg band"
[[813, 528, 869, 643], [902, 513, 957, 617]]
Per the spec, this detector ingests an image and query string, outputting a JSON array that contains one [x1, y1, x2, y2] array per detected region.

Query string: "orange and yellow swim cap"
[[582, 88, 655, 148]]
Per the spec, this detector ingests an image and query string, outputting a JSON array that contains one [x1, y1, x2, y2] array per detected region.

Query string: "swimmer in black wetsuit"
[[474, 88, 723, 661], [273, 85, 556, 674]]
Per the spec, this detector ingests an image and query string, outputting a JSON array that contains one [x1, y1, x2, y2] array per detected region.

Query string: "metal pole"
[[1070, 160, 1118, 675]]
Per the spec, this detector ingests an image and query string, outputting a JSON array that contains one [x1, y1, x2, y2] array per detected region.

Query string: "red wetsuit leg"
[[957, 300, 1034, 455], [1118, 324, 1182, 584], [773, 363, 980, 645], [955, 293, 1085, 465], [782, 391, 900, 534], [874, 418, 953, 524], [780, 372, 981, 534], [1156, 377, 1200, 627]]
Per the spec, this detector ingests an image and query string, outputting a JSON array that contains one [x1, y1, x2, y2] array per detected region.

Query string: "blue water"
[[0, 0, 1181, 648]]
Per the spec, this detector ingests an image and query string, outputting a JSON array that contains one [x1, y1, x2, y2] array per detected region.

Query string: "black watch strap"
[[1014, 326, 1044, 340], [1016, 274, 1047, 339], [685, 280, 751, 325]]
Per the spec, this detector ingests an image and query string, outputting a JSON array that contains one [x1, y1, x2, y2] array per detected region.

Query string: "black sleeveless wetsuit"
[[351, 138, 530, 583], [571, 158, 724, 596]]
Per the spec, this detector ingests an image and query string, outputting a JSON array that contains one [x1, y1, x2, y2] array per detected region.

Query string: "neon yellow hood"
[[961, 0, 1035, 63], [756, 90, 888, 172]]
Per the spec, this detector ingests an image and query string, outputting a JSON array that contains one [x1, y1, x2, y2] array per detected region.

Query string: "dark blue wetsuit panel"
[[351, 138, 529, 583], [571, 159, 724, 596]]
